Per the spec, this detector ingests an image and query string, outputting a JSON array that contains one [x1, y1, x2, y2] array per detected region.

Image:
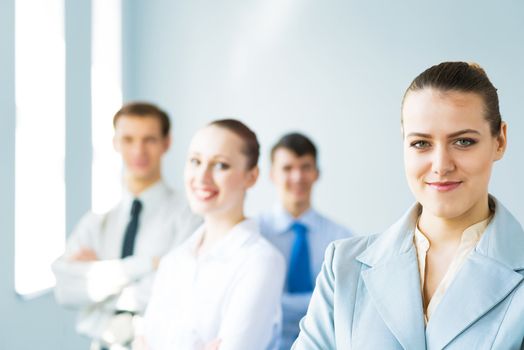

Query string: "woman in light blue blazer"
[[293, 62, 524, 349]]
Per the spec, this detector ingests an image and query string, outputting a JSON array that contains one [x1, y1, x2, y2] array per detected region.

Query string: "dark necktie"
[[121, 199, 142, 258], [287, 221, 313, 293]]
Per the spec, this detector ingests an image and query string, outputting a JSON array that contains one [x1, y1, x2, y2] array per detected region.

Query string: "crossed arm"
[[52, 213, 158, 310]]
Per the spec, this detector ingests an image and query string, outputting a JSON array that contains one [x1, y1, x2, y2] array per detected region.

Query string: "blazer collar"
[[475, 196, 524, 270], [356, 203, 426, 350], [356, 196, 524, 349], [427, 196, 524, 348], [357, 195, 524, 271], [357, 202, 421, 267]]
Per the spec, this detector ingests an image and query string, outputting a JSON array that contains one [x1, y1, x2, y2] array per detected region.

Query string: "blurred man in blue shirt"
[[258, 132, 352, 350]]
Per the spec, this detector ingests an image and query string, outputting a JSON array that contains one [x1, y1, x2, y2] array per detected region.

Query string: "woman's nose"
[[431, 146, 455, 176], [195, 164, 213, 184]]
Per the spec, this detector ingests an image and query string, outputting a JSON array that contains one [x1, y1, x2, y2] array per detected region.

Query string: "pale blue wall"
[[122, 0, 524, 234], [1, 1, 523, 348], [0, 0, 90, 348]]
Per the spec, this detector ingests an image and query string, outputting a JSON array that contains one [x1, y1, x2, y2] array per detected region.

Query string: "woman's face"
[[184, 125, 258, 218], [402, 88, 506, 221]]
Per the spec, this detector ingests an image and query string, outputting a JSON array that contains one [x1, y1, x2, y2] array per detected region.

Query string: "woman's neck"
[[418, 197, 491, 249], [198, 209, 245, 254]]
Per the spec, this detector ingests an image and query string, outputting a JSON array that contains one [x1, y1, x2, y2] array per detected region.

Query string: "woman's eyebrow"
[[446, 129, 481, 138], [210, 154, 232, 161], [406, 132, 431, 138], [406, 129, 481, 138]]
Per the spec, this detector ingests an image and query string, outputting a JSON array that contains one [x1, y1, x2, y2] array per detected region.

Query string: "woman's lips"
[[193, 188, 218, 200], [426, 181, 462, 192]]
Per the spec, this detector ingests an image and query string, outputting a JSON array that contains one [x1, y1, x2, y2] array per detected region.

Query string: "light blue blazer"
[[292, 197, 524, 349]]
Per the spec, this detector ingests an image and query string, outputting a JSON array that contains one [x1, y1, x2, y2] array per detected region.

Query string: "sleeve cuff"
[[122, 256, 154, 280]]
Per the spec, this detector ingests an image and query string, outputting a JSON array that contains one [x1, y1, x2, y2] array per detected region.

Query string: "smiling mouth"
[[193, 188, 218, 200], [290, 185, 308, 193], [426, 181, 462, 192]]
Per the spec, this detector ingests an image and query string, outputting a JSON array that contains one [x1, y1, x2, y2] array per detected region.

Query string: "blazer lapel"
[[356, 197, 524, 350], [426, 252, 523, 349], [426, 197, 524, 349], [357, 204, 427, 350], [361, 248, 427, 350]]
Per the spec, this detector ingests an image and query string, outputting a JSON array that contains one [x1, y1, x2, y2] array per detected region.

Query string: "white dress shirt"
[[144, 219, 286, 350], [258, 204, 352, 350], [52, 181, 201, 344]]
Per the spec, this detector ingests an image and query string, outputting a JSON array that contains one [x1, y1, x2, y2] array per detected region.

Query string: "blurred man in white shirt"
[[53, 102, 200, 350]]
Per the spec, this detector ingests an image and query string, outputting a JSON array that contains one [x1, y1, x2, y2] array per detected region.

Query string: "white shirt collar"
[[122, 180, 170, 212], [414, 215, 492, 250], [185, 219, 260, 260]]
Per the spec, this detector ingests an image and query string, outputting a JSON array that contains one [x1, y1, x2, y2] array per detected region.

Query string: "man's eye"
[[145, 137, 159, 144], [410, 140, 431, 149], [301, 164, 314, 172]]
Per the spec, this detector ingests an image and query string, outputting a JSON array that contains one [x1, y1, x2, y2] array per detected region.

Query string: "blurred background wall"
[[122, 0, 524, 233], [1, 0, 523, 348]]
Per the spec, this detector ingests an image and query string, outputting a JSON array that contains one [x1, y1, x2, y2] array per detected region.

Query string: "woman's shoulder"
[[158, 232, 199, 267], [325, 234, 380, 270], [332, 234, 379, 255], [249, 233, 286, 262], [239, 222, 286, 266]]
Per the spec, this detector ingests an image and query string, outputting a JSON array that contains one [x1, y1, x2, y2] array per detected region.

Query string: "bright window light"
[[15, 0, 65, 296], [91, 0, 123, 214]]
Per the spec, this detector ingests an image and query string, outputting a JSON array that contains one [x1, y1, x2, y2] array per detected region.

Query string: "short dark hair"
[[402, 62, 501, 136], [113, 102, 171, 137], [271, 132, 317, 164], [208, 119, 260, 169]]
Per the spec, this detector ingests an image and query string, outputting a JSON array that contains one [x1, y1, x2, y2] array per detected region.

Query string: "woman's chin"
[[189, 199, 218, 216], [421, 201, 470, 221]]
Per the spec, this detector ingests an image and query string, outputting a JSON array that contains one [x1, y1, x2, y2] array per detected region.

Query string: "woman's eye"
[[189, 158, 200, 166], [454, 138, 476, 147], [213, 162, 230, 171], [410, 140, 430, 149]]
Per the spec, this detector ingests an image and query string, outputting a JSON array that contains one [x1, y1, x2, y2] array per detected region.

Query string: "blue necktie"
[[121, 199, 142, 258], [287, 221, 313, 293]]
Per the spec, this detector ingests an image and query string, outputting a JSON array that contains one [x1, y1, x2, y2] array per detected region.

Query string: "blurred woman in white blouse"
[[141, 119, 285, 350]]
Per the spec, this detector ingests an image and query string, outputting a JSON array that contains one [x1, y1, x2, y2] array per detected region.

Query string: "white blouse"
[[144, 219, 286, 350], [414, 216, 490, 322]]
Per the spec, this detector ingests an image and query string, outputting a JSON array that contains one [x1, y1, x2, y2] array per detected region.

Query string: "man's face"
[[270, 148, 319, 209], [113, 115, 170, 182]]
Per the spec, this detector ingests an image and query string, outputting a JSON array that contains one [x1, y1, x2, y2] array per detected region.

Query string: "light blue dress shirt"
[[258, 204, 352, 350]]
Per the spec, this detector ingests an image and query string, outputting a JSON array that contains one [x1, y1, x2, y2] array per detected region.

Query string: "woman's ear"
[[494, 121, 507, 161], [245, 166, 259, 189]]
